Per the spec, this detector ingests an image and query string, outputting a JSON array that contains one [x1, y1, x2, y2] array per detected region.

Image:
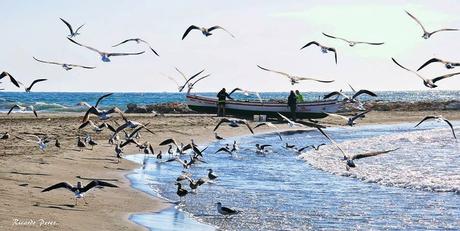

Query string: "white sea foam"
[[300, 127, 460, 193]]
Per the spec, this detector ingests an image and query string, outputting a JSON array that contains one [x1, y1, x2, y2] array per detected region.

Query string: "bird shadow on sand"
[[8, 171, 51, 176], [33, 203, 85, 211]]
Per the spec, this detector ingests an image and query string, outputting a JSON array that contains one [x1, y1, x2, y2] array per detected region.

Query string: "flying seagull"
[[322, 32, 384, 47], [14, 134, 49, 152], [257, 65, 334, 85], [33, 57, 95, 71], [67, 38, 145, 62], [182, 25, 235, 40], [112, 38, 159, 56], [41, 180, 118, 205], [60, 18, 85, 38], [417, 58, 460, 71], [405, 10, 458, 39], [175, 68, 206, 92], [277, 113, 325, 129], [7, 104, 38, 117], [214, 118, 254, 134], [392, 58, 460, 88], [216, 202, 240, 216], [324, 110, 371, 126], [0, 71, 21, 88], [414, 116, 456, 139], [25, 78, 47, 92], [228, 88, 263, 103], [300, 41, 337, 64], [323, 89, 377, 102], [317, 127, 398, 170]]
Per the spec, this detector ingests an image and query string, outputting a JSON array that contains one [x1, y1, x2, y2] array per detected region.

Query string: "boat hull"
[[186, 94, 342, 119]]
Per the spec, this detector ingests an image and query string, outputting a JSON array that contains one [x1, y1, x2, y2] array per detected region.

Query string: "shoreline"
[[1, 111, 460, 230]]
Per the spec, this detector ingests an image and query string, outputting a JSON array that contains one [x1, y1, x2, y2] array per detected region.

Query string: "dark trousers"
[[290, 105, 296, 121], [217, 103, 225, 117]]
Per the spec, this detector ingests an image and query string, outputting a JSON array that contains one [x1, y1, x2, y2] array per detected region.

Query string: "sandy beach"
[[1, 110, 459, 230]]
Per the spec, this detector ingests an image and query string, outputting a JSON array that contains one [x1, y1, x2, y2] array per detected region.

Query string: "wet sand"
[[1, 110, 459, 230]]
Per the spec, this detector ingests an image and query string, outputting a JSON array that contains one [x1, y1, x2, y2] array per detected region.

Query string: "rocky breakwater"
[[125, 102, 195, 114]]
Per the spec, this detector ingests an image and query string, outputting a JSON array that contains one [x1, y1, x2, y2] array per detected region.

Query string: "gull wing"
[[431, 72, 460, 84], [159, 138, 179, 148], [67, 64, 96, 69], [430, 28, 459, 36], [95, 93, 113, 107], [351, 148, 399, 160], [441, 118, 457, 139], [316, 127, 349, 158], [243, 121, 254, 134], [67, 37, 102, 54], [414, 116, 438, 127], [33, 57, 63, 66], [189, 74, 211, 89], [208, 25, 235, 38], [352, 89, 377, 99], [355, 41, 385, 46], [0, 71, 21, 88], [300, 41, 320, 50], [82, 106, 100, 123], [324, 91, 349, 100], [391, 58, 426, 81], [215, 147, 232, 154], [74, 24, 85, 33], [42, 182, 74, 192], [7, 104, 20, 115], [60, 18, 74, 34], [179, 69, 205, 92], [213, 118, 231, 131], [405, 10, 427, 33], [322, 32, 351, 43], [257, 65, 290, 78], [417, 58, 443, 71], [107, 51, 145, 57], [27, 79, 47, 91], [82, 180, 118, 193], [182, 25, 201, 40], [112, 38, 136, 47]]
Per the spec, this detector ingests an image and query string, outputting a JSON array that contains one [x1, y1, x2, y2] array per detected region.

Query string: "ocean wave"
[[299, 127, 460, 193]]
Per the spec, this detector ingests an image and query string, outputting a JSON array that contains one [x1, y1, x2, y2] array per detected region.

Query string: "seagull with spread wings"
[[112, 38, 159, 56], [182, 25, 235, 40], [33, 57, 95, 71], [7, 104, 38, 117], [257, 65, 334, 85], [317, 127, 398, 170], [300, 41, 338, 64], [405, 10, 458, 39], [323, 89, 377, 103], [392, 58, 460, 88], [67, 38, 145, 62], [324, 110, 371, 126], [42, 180, 118, 205], [322, 32, 384, 47], [60, 18, 85, 38], [254, 122, 283, 140], [414, 116, 456, 139], [214, 118, 254, 134]]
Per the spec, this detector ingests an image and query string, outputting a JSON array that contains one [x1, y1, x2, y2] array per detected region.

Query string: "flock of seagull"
[[1, 9, 459, 220]]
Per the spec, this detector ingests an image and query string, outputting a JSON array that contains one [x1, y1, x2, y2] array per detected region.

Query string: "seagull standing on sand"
[[67, 38, 145, 62], [405, 10, 458, 39], [41, 180, 118, 205], [322, 32, 384, 47], [60, 18, 85, 38], [300, 41, 337, 64], [417, 58, 460, 71], [414, 116, 456, 139], [317, 127, 399, 170], [25, 78, 47, 92], [257, 65, 334, 85], [1, 132, 10, 140], [112, 38, 159, 56], [392, 58, 460, 88], [182, 25, 235, 40], [33, 57, 95, 71], [216, 202, 240, 216]]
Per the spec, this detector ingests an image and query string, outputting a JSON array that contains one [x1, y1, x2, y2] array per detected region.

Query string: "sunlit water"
[[127, 121, 460, 230]]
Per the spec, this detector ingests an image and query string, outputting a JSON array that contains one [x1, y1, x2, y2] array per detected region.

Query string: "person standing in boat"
[[287, 90, 297, 121], [295, 90, 304, 103], [217, 88, 233, 117]]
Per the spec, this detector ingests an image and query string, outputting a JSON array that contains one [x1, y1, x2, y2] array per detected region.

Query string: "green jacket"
[[296, 94, 304, 103]]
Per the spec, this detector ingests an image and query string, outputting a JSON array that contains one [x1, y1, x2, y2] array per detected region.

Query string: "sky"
[[1, 0, 460, 92]]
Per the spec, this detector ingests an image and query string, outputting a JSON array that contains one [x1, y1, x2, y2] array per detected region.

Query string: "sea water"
[[127, 121, 460, 230]]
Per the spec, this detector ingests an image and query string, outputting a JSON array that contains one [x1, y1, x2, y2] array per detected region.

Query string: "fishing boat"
[[186, 93, 342, 119]]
